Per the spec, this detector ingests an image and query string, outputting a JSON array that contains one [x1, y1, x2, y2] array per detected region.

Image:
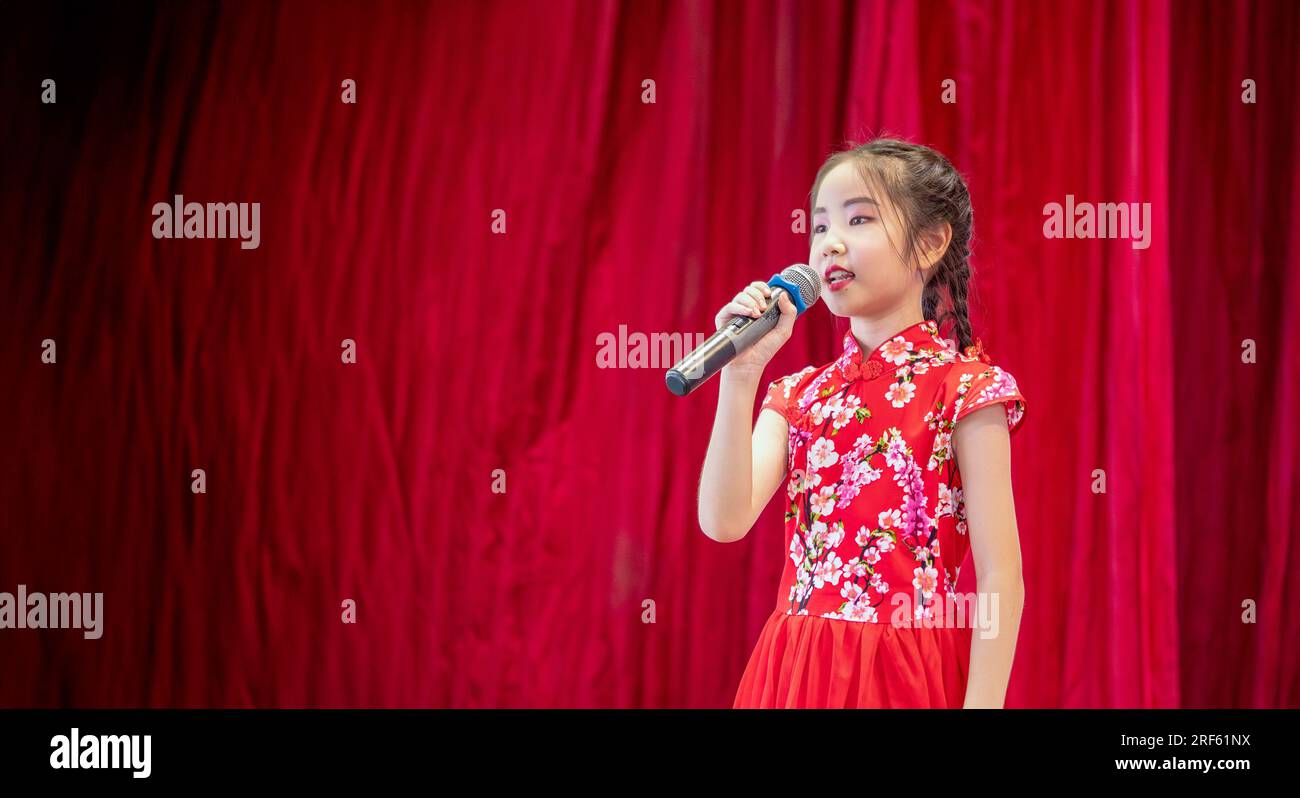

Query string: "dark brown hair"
[[808, 135, 976, 352]]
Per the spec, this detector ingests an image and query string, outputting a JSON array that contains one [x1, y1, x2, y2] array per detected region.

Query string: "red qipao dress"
[[732, 319, 1027, 709]]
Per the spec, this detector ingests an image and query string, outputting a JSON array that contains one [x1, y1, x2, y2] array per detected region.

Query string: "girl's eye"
[[812, 217, 874, 235]]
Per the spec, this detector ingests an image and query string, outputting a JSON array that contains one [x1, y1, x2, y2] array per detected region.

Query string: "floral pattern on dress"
[[759, 319, 1027, 624]]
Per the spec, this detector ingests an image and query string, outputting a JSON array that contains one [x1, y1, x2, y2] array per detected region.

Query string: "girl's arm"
[[952, 403, 1025, 708], [696, 368, 790, 543]]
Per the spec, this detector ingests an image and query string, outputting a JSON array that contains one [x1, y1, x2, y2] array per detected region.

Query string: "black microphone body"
[[665, 264, 821, 397]]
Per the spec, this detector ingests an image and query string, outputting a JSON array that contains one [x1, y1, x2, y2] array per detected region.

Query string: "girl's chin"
[[824, 284, 860, 304], [824, 299, 861, 318], [824, 288, 889, 317]]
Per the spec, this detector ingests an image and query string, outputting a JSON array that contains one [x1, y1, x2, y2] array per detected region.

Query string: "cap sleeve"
[[760, 366, 816, 426], [951, 364, 1027, 435]]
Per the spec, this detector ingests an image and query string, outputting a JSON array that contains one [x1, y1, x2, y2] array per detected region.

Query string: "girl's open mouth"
[[826, 269, 855, 292]]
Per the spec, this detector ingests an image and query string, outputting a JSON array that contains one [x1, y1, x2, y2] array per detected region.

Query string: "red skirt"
[[733, 609, 974, 709]]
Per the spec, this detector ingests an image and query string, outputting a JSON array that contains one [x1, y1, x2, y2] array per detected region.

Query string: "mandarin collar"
[[835, 319, 991, 382]]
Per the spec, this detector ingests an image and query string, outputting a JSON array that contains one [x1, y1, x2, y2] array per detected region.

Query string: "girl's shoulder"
[[768, 364, 822, 394], [760, 364, 826, 426], [936, 341, 1028, 434]]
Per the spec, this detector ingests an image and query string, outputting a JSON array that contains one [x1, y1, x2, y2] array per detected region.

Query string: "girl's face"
[[810, 161, 923, 318]]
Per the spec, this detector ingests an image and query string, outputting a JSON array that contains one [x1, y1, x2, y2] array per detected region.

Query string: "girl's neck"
[[849, 307, 926, 355]]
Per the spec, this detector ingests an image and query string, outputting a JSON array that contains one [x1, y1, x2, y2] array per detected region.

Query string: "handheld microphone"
[[665, 263, 822, 397]]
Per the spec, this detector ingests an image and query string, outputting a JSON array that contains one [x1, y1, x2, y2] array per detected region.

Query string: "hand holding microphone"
[[712, 281, 798, 374], [665, 264, 821, 396]]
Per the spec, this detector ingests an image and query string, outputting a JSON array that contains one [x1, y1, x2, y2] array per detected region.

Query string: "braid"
[[944, 257, 974, 352], [921, 257, 973, 352], [921, 273, 942, 328]]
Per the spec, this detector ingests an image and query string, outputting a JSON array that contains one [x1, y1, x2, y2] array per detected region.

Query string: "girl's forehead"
[[824, 161, 867, 190], [815, 161, 891, 216]]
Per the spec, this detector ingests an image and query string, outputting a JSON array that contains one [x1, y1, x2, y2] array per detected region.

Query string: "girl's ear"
[[917, 221, 953, 274]]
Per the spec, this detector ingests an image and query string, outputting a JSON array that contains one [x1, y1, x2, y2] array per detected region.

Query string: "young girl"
[[697, 138, 1028, 709]]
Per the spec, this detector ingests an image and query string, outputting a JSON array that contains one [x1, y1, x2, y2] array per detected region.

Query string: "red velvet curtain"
[[0, 0, 1295, 708]]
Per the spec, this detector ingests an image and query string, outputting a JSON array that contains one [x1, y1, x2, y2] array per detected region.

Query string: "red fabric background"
[[0, 0, 1295, 707]]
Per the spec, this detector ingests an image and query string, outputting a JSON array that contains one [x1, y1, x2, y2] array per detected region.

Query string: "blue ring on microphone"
[[767, 273, 811, 315]]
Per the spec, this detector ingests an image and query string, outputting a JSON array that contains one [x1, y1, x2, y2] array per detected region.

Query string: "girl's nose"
[[823, 239, 844, 259]]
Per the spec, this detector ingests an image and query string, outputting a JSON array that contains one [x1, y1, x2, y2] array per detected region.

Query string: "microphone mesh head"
[[780, 263, 822, 308]]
